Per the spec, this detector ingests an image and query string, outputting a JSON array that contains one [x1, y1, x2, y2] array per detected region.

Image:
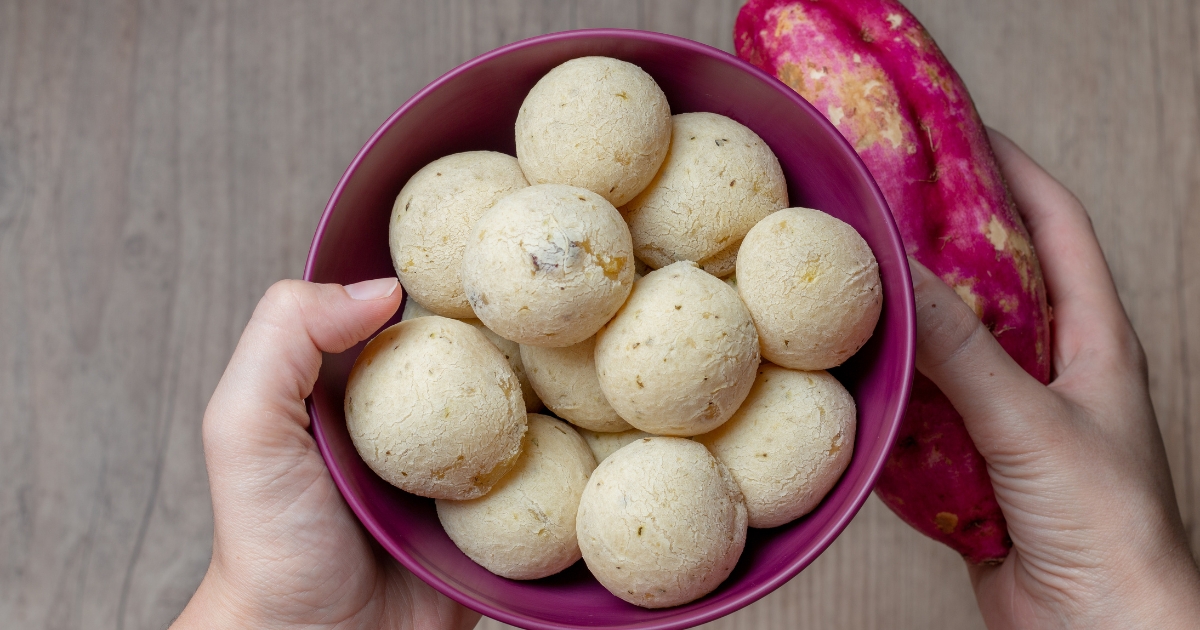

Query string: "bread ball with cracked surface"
[[402, 298, 543, 412], [594, 261, 759, 436], [344, 316, 526, 500], [577, 437, 747, 608], [736, 207, 881, 370], [400, 297, 438, 321], [696, 365, 856, 528], [437, 414, 596, 580], [390, 151, 529, 318], [576, 427, 653, 464], [462, 184, 635, 347], [516, 56, 671, 207], [519, 336, 629, 432], [622, 112, 788, 278]]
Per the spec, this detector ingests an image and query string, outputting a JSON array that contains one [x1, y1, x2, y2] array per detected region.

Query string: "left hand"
[[172, 278, 479, 630]]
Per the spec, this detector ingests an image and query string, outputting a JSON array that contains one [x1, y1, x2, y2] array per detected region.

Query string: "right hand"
[[911, 129, 1200, 628], [172, 278, 478, 630]]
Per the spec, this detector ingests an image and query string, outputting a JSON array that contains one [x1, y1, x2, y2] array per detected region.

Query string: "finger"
[[204, 278, 401, 446], [987, 128, 1134, 368], [910, 258, 1057, 457]]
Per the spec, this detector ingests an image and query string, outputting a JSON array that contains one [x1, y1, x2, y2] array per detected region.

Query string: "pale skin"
[[172, 277, 478, 630], [921, 130, 1200, 628], [173, 131, 1200, 629]]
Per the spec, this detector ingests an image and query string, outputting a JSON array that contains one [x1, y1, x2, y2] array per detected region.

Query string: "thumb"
[[204, 278, 402, 455], [910, 258, 1056, 461]]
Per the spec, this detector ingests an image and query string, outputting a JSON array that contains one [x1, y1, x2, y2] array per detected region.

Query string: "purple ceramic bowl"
[[304, 29, 914, 630]]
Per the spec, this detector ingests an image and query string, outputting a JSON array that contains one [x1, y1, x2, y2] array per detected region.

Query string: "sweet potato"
[[736, 0, 1051, 563]]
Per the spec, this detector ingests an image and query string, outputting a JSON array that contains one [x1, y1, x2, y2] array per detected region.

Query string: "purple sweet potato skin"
[[736, 0, 1051, 563]]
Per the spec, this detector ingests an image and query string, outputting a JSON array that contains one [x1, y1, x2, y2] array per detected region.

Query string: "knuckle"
[[262, 279, 304, 307], [917, 286, 986, 370], [1019, 398, 1077, 451], [941, 315, 990, 369], [255, 280, 309, 325], [1099, 325, 1147, 377]]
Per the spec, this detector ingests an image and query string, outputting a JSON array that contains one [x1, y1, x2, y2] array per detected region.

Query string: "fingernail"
[[345, 277, 399, 300]]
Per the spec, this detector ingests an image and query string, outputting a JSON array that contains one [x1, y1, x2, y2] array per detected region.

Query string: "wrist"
[[974, 543, 1200, 630], [1110, 546, 1200, 629], [171, 563, 266, 629]]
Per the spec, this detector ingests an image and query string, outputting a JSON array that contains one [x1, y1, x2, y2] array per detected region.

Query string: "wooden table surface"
[[1, 1, 1196, 628]]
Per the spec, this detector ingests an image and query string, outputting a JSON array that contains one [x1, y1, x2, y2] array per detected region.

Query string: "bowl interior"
[[305, 29, 914, 630]]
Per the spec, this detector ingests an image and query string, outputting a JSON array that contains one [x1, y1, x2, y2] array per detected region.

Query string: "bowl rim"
[[304, 27, 915, 630]]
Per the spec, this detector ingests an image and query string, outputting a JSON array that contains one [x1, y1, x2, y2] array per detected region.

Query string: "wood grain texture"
[[0, 1, 1195, 629]]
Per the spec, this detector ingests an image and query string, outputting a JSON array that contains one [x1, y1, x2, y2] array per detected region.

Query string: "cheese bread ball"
[[577, 437, 747, 608], [696, 365, 856, 528], [462, 184, 635, 347], [344, 317, 527, 500], [622, 112, 788, 278], [576, 428, 653, 464], [400, 297, 437, 320], [736, 208, 882, 370], [515, 57, 671, 207], [519, 336, 630, 432], [594, 261, 759, 436], [390, 151, 529, 318], [634, 258, 652, 279], [402, 298, 543, 412], [437, 414, 596, 580]]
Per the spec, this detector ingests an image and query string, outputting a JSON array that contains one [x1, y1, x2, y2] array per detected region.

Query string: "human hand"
[[172, 279, 479, 630], [911, 129, 1200, 628]]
